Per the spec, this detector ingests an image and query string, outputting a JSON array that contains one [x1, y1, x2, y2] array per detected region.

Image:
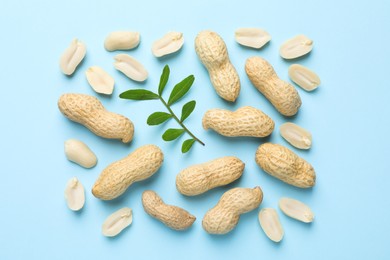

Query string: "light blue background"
[[1, 0, 389, 259]]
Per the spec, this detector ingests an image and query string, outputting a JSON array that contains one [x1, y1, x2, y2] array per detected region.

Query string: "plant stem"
[[159, 96, 205, 146]]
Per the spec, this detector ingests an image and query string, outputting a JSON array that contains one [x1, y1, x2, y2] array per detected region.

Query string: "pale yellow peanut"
[[92, 145, 163, 200], [280, 122, 312, 149], [58, 93, 134, 143], [85, 66, 115, 95], [202, 187, 263, 234], [255, 143, 315, 188], [142, 190, 196, 231], [279, 197, 314, 223], [59, 39, 86, 75], [104, 31, 140, 51], [64, 139, 97, 168], [288, 64, 320, 91], [195, 30, 240, 102], [102, 207, 133, 237], [258, 208, 284, 242], [245, 56, 301, 116], [64, 177, 85, 211], [176, 156, 244, 196], [152, 31, 184, 57], [235, 28, 271, 49], [280, 34, 313, 59], [202, 106, 274, 138], [114, 54, 148, 82]]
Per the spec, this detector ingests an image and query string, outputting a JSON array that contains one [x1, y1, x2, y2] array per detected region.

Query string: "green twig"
[[159, 96, 205, 146]]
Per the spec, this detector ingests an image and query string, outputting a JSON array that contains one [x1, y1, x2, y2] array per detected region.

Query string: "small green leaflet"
[[119, 89, 159, 100], [180, 100, 196, 122], [181, 139, 195, 153], [147, 112, 172, 125], [162, 128, 185, 141], [167, 75, 195, 106], [158, 65, 170, 95]]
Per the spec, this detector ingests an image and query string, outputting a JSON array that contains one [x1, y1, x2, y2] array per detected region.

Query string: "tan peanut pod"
[[245, 56, 301, 116], [58, 93, 134, 143], [142, 190, 196, 230], [176, 156, 245, 196], [195, 30, 240, 102], [255, 143, 315, 188], [202, 187, 263, 234], [202, 106, 274, 138], [92, 145, 164, 200]]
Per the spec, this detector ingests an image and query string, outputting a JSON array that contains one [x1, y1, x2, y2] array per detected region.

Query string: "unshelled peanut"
[[195, 30, 240, 102], [255, 143, 315, 188], [245, 56, 301, 116], [142, 190, 196, 230], [92, 145, 163, 200], [202, 106, 274, 138], [176, 156, 244, 196], [202, 187, 263, 234], [58, 93, 134, 143]]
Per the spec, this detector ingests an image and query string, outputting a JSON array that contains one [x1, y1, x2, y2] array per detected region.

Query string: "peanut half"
[[85, 66, 115, 95], [176, 156, 245, 196], [258, 208, 284, 242], [255, 143, 316, 188], [64, 177, 85, 211], [279, 34, 313, 60], [114, 54, 148, 82], [59, 39, 86, 75], [202, 106, 274, 138], [142, 190, 196, 230], [202, 187, 263, 234], [58, 93, 134, 143], [279, 197, 314, 223], [92, 145, 163, 200], [102, 207, 133, 237], [152, 31, 184, 57], [64, 139, 97, 168], [245, 56, 302, 116], [280, 122, 312, 149], [104, 31, 140, 51], [195, 30, 240, 102], [288, 64, 321, 91], [235, 28, 271, 49]]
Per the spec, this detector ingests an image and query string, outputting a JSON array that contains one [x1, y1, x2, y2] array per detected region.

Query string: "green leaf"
[[167, 75, 195, 105], [180, 100, 196, 122], [162, 128, 185, 141], [158, 65, 170, 95], [147, 112, 172, 125], [119, 89, 159, 100], [182, 139, 195, 153]]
